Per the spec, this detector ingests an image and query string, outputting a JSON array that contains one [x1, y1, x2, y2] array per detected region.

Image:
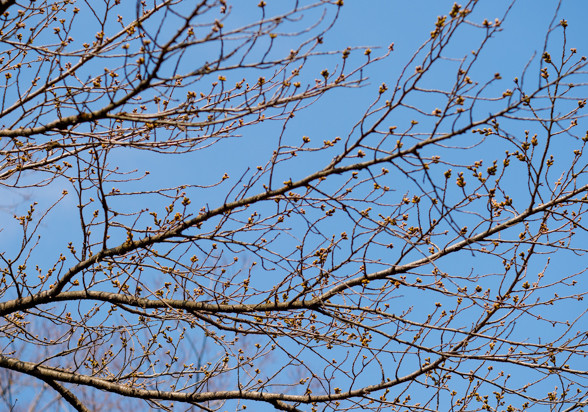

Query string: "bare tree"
[[0, 0, 587, 411]]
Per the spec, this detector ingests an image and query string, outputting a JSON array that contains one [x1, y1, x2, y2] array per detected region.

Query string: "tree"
[[0, 0, 587, 410]]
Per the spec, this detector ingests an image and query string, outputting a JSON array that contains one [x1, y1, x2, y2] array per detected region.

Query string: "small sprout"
[[456, 172, 466, 187], [487, 162, 497, 176], [449, 3, 460, 18]]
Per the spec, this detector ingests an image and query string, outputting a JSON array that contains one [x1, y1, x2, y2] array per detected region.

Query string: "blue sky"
[[1, 0, 588, 411]]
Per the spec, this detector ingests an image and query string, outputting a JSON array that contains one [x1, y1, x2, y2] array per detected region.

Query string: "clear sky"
[[1, 1, 588, 411]]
